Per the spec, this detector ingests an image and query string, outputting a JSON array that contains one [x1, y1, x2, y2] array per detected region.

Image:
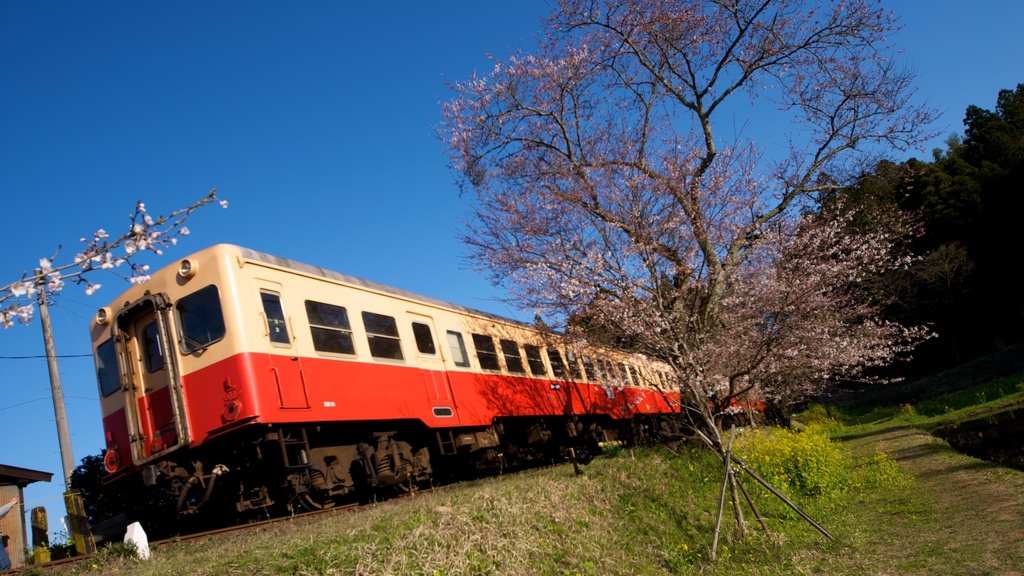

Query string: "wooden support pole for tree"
[[729, 467, 747, 537], [710, 426, 737, 561], [728, 454, 834, 541], [693, 428, 834, 542], [734, 472, 770, 536]]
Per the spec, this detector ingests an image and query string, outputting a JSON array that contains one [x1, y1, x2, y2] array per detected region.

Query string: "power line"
[[0, 354, 93, 360], [0, 397, 50, 412]]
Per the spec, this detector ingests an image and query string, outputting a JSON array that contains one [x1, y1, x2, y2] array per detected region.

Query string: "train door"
[[113, 295, 187, 465], [408, 312, 459, 421], [256, 282, 310, 409]]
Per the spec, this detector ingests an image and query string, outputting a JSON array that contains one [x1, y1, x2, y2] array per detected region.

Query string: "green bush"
[[734, 422, 850, 496], [856, 448, 912, 490], [798, 403, 837, 426]]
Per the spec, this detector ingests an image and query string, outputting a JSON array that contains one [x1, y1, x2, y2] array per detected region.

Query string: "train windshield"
[[95, 339, 121, 397], [175, 284, 226, 353]]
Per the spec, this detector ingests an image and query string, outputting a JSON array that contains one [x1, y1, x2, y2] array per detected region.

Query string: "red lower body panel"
[[102, 352, 679, 475]]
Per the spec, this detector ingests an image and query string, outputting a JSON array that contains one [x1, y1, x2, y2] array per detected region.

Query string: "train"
[[89, 244, 683, 519]]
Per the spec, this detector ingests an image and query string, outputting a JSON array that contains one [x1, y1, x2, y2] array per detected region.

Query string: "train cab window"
[[524, 344, 547, 377], [95, 339, 121, 398], [547, 349, 567, 379], [260, 291, 291, 346], [141, 321, 165, 373], [500, 339, 525, 374], [412, 322, 436, 355], [565, 351, 583, 380], [305, 300, 355, 355], [471, 334, 501, 371], [446, 330, 471, 367], [362, 312, 404, 360], [175, 284, 226, 353]]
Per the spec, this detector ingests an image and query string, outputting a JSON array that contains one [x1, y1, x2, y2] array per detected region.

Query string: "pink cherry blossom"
[[441, 0, 935, 429]]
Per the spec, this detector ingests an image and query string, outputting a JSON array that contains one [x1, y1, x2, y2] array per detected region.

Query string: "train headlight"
[[178, 259, 197, 279], [95, 307, 111, 325]]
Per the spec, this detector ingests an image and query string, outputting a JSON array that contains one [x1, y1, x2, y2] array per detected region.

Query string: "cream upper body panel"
[[89, 243, 672, 391]]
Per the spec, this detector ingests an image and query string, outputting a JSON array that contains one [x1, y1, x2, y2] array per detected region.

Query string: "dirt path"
[[845, 425, 1024, 575]]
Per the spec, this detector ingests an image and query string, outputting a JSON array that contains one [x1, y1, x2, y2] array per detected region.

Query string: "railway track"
[[18, 459, 568, 573], [21, 500, 365, 573]]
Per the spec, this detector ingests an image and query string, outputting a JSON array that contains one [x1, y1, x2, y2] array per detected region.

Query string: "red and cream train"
[[90, 244, 682, 516]]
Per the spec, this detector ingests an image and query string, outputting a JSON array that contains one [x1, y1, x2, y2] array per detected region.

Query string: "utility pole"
[[36, 276, 75, 490]]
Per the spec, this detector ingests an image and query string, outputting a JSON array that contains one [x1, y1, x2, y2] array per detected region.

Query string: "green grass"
[[831, 370, 1024, 430], [53, 442, 906, 575], [42, 372, 1024, 575]]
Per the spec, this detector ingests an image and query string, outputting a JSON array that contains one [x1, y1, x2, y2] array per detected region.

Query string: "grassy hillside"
[[31, 372, 1024, 576]]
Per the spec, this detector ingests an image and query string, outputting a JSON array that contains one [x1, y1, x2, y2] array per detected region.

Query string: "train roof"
[[234, 245, 534, 330]]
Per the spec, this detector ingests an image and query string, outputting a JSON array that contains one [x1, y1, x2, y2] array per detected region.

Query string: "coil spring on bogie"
[[308, 469, 327, 490], [375, 453, 392, 476]]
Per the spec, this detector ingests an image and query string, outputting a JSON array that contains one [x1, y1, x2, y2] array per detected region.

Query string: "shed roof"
[[0, 464, 52, 487]]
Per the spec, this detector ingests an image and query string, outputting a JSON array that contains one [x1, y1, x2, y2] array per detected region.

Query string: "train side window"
[[305, 300, 355, 356], [581, 356, 596, 381], [260, 291, 291, 346], [547, 349, 567, 379], [628, 365, 644, 387], [599, 359, 618, 385], [141, 321, 165, 373], [500, 339, 525, 374], [176, 284, 226, 353], [95, 339, 121, 398], [446, 330, 470, 367], [565, 351, 583, 380], [524, 344, 547, 377], [618, 362, 633, 385], [362, 311, 404, 360], [472, 333, 501, 371], [412, 322, 436, 355]]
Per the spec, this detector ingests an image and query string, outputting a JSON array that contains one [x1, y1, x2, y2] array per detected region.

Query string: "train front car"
[[90, 244, 684, 527], [90, 245, 251, 517]]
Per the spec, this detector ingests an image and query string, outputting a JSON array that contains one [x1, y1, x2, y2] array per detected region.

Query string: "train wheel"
[[395, 478, 420, 495], [296, 470, 336, 511], [298, 491, 336, 512]]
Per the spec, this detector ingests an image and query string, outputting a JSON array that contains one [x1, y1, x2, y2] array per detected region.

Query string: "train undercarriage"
[[142, 413, 685, 524]]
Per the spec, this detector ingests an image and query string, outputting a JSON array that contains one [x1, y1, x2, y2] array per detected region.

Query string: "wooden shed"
[[0, 464, 52, 570]]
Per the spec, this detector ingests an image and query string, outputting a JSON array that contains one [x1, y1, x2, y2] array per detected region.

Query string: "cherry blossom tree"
[[441, 0, 936, 431], [1, 190, 226, 329]]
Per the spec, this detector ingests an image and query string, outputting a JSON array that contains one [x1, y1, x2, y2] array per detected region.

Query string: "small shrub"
[[799, 403, 836, 426], [857, 449, 912, 490], [897, 403, 918, 418], [735, 424, 850, 497], [600, 444, 624, 459], [72, 540, 142, 574], [97, 539, 141, 561]]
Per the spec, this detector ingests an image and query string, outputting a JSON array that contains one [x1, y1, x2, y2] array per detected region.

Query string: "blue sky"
[[1, 1, 1021, 536]]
